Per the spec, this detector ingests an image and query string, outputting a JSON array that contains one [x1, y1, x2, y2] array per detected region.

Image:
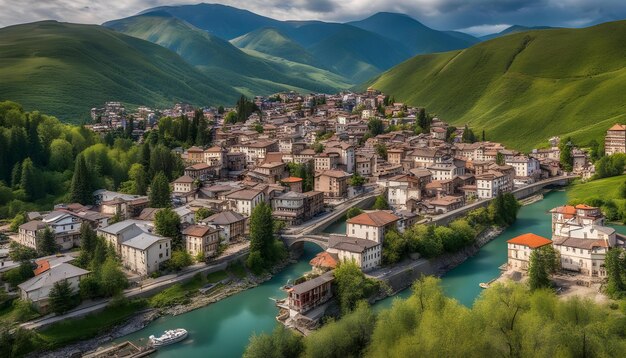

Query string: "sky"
[[1, 0, 626, 36]]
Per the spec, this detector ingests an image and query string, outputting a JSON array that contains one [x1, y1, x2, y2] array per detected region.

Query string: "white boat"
[[149, 329, 188, 347]]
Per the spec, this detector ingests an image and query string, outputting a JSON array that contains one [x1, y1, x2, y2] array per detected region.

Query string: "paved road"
[[21, 247, 250, 330]]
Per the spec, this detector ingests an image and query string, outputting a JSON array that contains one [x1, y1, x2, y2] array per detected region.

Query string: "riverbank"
[[32, 257, 298, 358]]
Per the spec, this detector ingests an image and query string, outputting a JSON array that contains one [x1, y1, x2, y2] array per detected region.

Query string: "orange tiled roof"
[[282, 176, 303, 183], [507, 233, 552, 249], [309, 252, 338, 269], [609, 124, 626, 131], [347, 211, 399, 227], [551, 205, 576, 215], [33, 260, 50, 276], [575, 204, 596, 210]]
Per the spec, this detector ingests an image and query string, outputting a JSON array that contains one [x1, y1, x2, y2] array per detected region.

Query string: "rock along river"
[[116, 190, 626, 357]]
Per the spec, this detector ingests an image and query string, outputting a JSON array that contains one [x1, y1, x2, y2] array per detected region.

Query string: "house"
[[98, 220, 147, 253], [232, 141, 279, 165], [172, 175, 196, 194], [120, 232, 171, 275], [550, 204, 616, 277], [17, 211, 84, 251], [281, 176, 303, 193], [378, 174, 421, 210], [605, 124, 626, 155], [186, 146, 205, 164], [429, 195, 464, 214], [314, 170, 350, 199], [201, 210, 246, 242], [346, 211, 399, 243], [476, 171, 511, 199], [183, 225, 221, 259], [507, 233, 552, 271], [286, 271, 334, 314], [272, 191, 306, 225], [505, 156, 541, 182], [18, 261, 90, 312], [427, 162, 465, 181], [100, 195, 149, 219], [184, 163, 212, 180], [225, 189, 265, 216], [327, 235, 381, 271]]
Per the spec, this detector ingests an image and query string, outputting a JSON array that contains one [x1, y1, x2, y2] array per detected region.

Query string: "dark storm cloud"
[[1, 0, 626, 36]]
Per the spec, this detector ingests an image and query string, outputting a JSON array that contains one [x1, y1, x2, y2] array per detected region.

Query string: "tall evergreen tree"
[[149, 172, 171, 208], [154, 207, 182, 247], [37, 227, 58, 255], [605, 248, 626, 298], [248, 202, 275, 268], [20, 158, 36, 200], [70, 154, 93, 205], [528, 245, 558, 290], [559, 137, 574, 172], [48, 280, 75, 314], [26, 119, 44, 166], [10, 161, 21, 189]]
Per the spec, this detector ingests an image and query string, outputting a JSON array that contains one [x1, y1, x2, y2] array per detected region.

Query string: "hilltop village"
[[1, 88, 625, 351]]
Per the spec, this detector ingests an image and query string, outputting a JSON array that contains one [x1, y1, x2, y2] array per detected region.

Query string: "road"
[[20, 246, 249, 330]]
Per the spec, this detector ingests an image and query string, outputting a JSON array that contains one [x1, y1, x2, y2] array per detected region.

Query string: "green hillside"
[[105, 13, 352, 95], [0, 21, 239, 122], [480, 25, 555, 41], [231, 27, 321, 68], [366, 21, 626, 151]]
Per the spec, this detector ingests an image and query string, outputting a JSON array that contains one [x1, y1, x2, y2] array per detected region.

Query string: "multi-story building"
[[427, 162, 465, 181], [605, 124, 626, 155], [507, 233, 553, 271], [314, 170, 350, 199], [18, 211, 84, 251], [172, 175, 196, 194], [476, 170, 511, 199], [378, 174, 421, 210], [183, 225, 221, 259], [327, 235, 381, 271], [201, 210, 247, 243], [550, 204, 617, 277], [505, 156, 541, 180], [346, 211, 399, 244], [225, 189, 266, 216], [232, 141, 279, 166]]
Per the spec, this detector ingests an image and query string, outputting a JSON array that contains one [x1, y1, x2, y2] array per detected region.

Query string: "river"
[[117, 189, 625, 356]]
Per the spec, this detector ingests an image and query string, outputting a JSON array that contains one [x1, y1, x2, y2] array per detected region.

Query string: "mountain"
[[230, 27, 321, 67], [104, 13, 352, 96], [0, 21, 240, 122], [481, 25, 554, 41], [138, 3, 281, 39], [348, 12, 480, 54], [366, 21, 626, 151]]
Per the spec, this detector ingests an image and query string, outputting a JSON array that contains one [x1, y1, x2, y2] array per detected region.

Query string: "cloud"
[[458, 24, 512, 37], [1, 0, 626, 35]]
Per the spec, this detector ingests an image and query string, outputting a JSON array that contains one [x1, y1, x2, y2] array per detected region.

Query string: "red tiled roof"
[[551, 205, 576, 215], [507, 233, 552, 249], [609, 124, 626, 131], [183, 225, 217, 237], [575, 204, 597, 210], [34, 260, 50, 276], [347, 211, 399, 227]]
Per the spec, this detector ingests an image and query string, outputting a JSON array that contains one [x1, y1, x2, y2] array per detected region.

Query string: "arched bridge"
[[281, 234, 330, 249]]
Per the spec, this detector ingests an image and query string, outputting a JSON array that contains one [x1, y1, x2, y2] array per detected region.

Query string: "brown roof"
[[282, 176, 303, 183], [309, 252, 338, 269], [20, 220, 46, 231], [226, 189, 263, 200], [552, 237, 608, 250], [183, 225, 217, 237], [173, 175, 195, 184], [187, 146, 203, 153], [347, 211, 399, 227], [316, 170, 349, 179], [188, 163, 211, 170]]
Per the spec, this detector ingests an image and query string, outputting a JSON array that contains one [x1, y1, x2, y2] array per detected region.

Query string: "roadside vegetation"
[[568, 174, 626, 223]]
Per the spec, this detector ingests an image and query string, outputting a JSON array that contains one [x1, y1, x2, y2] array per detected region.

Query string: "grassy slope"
[[231, 27, 321, 67], [567, 175, 626, 204], [105, 14, 352, 94], [0, 21, 239, 122], [367, 21, 626, 151]]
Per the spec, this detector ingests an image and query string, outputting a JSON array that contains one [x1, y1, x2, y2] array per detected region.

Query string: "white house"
[[505, 156, 541, 180], [507, 233, 553, 271], [476, 170, 511, 199], [225, 189, 266, 216], [120, 232, 171, 275], [346, 211, 399, 244], [327, 235, 381, 271]]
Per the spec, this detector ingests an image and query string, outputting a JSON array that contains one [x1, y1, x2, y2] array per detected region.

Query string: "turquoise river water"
[[116, 190, 626, 357]]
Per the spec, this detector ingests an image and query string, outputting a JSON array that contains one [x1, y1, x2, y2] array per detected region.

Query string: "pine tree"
[[559, 137, 574, 172], [11, 161, 22, 189], [37, 227, 58, 255], [20, 158, 36, 200], [70, 154, 94, 205], [605, 248, 626, 298], [248, 202, 274, 268], [528, 246, 557, 290], [49, 280, 75, 314], [26, 119, 44, 166], [495, 152, 505, 166], [149, 172, 171, 208]]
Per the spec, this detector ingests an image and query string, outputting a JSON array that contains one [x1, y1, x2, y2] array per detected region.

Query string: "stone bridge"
[[281, 234, 330, 250]]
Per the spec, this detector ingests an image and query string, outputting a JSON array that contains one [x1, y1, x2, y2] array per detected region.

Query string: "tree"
[[195, 207, 214, 222], [9, 212, 27, 232], [120, 163, 148, 195], [19, 158, 37, 200], [528, 245, 558, 290], [49, 138, 73, 171], [375, 143, 387, 160], [445, 126, 457, 142], [349, 173, 366, 187], [70, 154, 94, 205], [244, 325, 304, 358], [382, 230, 409, 264], [495, 152, 505, 165], [461, 124, 477, 143], [10, 162, 21, 189], [8, 242, 37, 262], [224, 111, 237, 124], [346, 207, 364, 219], [372, 195, 389, 210], [253, 123, 264, 133], [154, 208, 182, 248], [588, 139, 601, 161], [99, 257, 128, 297], [247, 202, 276, 271], [36, 227, 58, 255], [605, 247, 626, 298], [2, 261, 34, 287], [169, 250, 193, 271], [367, 118, 385, 136], [417, 108, 430, 131], [334, 261, 379, 313], [76, 224, 98, 267], [482, 129, 486, 141], [48, 280, 76, 315], [149, 171, 171, 208], [559, 137, 574, 172], [312, 142, 324, 154]]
